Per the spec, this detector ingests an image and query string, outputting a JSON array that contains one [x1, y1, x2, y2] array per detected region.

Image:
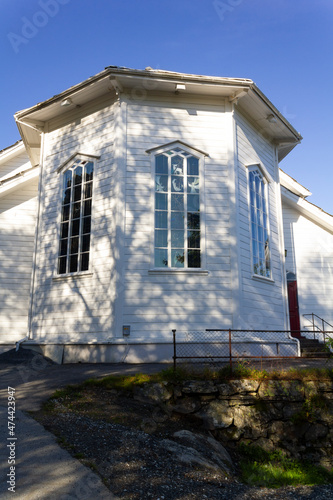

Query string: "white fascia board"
[[0, 141, 25, 166], [279, 169, 311, 198], [281, 186, 333, 233], [0, 165, 39, 199]]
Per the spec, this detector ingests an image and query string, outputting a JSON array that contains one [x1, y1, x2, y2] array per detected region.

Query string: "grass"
[[239, 443, 333, 488], [42, 364, 333, 407]]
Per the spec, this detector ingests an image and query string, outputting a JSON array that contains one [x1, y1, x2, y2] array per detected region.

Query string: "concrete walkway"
[[0, 356, 167, 500]]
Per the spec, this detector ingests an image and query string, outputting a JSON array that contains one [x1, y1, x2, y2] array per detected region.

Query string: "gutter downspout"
[[27, 131, 45, 339], [15, 337, 28, 352]]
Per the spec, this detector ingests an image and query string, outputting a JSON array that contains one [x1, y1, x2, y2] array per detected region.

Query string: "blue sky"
[[1, 0, 332, 212]]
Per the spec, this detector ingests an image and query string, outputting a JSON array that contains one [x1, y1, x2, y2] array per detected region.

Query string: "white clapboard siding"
[[282, 200, 333, 328], [235, 109, 286, 330], [121, 96, 233, 339], [0, 178, 38, 342], [31, 99, 118, 342]]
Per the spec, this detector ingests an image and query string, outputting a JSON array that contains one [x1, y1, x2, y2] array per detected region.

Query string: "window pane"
[[62, 204, 70, 222], [187, 177, 199, 194], [155, 193, 167, 210], [155, 248, 168, 267], [188, 213, 200, 229], [171, 212, 184, 229], [187, 156, 199, 176], [84, 199, 92, 217], [188, 231, 200, 249], [70, 237, 79, 254], [74, 167, 83, 185], [155, 175, 168, 192], [58, 256, 67, 274], [80, 252, 89, 271], [188, 250, 201, 268], [74, 185, 82, 202], [82, 216, 91, 234], [171, 194, 184, 211], [71, 219, 80, 236], [171, 249, 184, 267], [155, 211, 167, 229], [155, 230, 167, 248], [171, 230, 184, 248], [63, 188, 71, 205], [258, 225, 264, 243], [60, 222, 69, 239], [81, 234, 90, 253], [73, 202, 81, 219], [171, 155, 183, 175], [171, 176, 184, 193], [69, 254, 78, 273], [64, 170, 72, 189], [85, 162, 93, 182], [187, 194, 200, 212], [84, 182, 92, 199], [59, 239, 68, 256], [155, 154, 168, 174]]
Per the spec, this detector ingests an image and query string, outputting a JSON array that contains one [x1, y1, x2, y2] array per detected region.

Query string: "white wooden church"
[[1, 66, 333, 363]]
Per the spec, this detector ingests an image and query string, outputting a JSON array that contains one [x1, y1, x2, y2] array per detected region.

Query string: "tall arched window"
[[154, 146, 201, 268], [248, 166, 271, 278], [57, 157, 94, 274]]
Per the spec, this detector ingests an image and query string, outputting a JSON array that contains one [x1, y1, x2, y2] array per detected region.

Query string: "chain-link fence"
[[172, 329, 333, 372]]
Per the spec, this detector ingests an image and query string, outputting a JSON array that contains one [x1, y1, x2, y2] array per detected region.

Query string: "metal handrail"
[[303, 313, 333, 344]]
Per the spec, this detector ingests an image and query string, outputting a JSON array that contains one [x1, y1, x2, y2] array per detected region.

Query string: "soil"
[[31, 384, 333, 500]]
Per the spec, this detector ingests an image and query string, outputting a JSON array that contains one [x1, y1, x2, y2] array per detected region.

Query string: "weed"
[[239, 443, 333, 487]]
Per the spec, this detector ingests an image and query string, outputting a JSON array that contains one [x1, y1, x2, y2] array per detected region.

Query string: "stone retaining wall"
[[134, 378, 333, 469]]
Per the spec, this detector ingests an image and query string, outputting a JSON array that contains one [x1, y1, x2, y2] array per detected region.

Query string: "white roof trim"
[[146, 140, 209, 157], [279, 169, 311, 198], [0, 141, 25, 166], [0, 165, 39, 199], [57, 152, 101, 173], [281, 186, 333, 233]]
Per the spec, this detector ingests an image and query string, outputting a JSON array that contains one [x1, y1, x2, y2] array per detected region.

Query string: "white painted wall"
[[30, 92, 291, 347], [31, 96, 119, 342], [235, 109, 287, 330], [122, 95, 233, 339], [282, 199, 333, 330], [0, 170, 38, 342]]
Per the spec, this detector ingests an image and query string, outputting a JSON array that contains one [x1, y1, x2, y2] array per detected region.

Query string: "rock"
[[172, 429, 233, 472], [161, 434, 232, 474], [182, 381, 218, 394], [171, 397, 202, 414], [198, 400, 233, 430], [230, 379, 260, 394], [305, 423, 329, 441], [258, 380, 304, 401], [133, 383, 173, 404]]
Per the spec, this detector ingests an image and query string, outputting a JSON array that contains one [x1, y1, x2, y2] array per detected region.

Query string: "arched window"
[[248, 166, 271, 278], [57, 157, 94, 274], [154, 146, 201, 269]]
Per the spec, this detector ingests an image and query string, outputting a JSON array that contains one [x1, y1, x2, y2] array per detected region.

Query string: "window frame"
[[246, 163, 273, 281], [147, 142, 208, 273], [55, 153, 99, 278]]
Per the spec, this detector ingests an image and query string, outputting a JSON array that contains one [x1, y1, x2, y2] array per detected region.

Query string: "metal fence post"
[[229, 329, 232, 374], [172, 329, 176, 371]]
